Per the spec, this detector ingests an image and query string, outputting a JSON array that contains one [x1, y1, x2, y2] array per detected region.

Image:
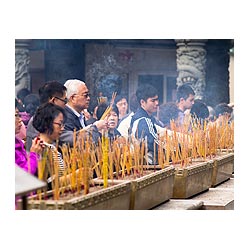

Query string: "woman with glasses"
[[33, 103, 67, 186], [26, 80, 67, 152]]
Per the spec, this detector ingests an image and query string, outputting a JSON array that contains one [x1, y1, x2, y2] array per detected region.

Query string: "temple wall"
[[15, 39, 233, 108]]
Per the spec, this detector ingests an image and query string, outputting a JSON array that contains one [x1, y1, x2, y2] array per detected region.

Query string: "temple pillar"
[[15, 39, 32, 97], [175, 39, 207, 100], [205, 40, 232, 107]]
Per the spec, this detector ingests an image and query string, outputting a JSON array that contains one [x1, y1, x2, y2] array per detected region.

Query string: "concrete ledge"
[[151, 178, 234, 210], [216, 178, 234, 189], [152, 199, 204, 210], [201, 200, 234, 210], [191, 188, 234, 210]]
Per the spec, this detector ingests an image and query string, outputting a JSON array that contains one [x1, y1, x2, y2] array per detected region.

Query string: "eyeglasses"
[[74, 93, 91, 98], [53, 122, 65, 128], [54, 96, 68, 104]]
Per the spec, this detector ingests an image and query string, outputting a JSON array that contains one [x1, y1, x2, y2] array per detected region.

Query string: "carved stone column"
[[175, 39, 207, 100], [15, 39, 32, 96], [205, 40, 232, 107]]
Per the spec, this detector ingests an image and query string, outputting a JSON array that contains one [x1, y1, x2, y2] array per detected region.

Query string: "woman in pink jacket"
[[15, 99, 43, 175]]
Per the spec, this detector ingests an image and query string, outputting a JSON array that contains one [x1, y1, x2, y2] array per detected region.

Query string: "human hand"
[[30, 137, 45, 154], [83, 109, 91, 120], [93, 118, 108, 131]]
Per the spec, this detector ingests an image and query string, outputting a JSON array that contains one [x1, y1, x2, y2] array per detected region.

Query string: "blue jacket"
[[130, 107, 160, 164]]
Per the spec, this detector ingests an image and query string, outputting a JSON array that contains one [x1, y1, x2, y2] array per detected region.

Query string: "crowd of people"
[[15, 79, 234, 189]]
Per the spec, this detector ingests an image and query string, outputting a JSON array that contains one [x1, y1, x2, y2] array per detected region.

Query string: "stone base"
[[192, 188, 234, 210], [211, 153, 234, 187], [152, 199, 203, 210], [153, 178, 234, 210], [172, 160, 213, 198], [130, 166, 175, 210], [192, 178, 234, 210]]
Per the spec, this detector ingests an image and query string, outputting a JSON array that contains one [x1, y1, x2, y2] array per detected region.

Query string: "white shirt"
[[117, 112, 134, 138]]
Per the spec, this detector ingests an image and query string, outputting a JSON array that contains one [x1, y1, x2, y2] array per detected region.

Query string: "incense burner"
[[211, 152, 234, 187], [172, 160, 213, 199], [95, 165, 175, 210], [16, 180, 131, 210], [129, 165, 175, 210]]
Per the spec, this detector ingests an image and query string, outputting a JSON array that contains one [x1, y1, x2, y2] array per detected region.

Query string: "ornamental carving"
[[15, 40, 31, 96], [175, 40, 207, 100]]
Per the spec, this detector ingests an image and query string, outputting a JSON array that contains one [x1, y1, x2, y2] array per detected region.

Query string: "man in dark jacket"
[[130, 84, 160, 164], [59, 79, 108, 146], [176, 84, 195, 126]]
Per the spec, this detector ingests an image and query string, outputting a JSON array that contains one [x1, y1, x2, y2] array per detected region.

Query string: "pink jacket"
[[15, 137, 39, 175]]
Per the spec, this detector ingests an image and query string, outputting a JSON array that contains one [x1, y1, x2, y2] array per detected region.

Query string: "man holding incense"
[[130, 84, 161, 165], [59, 79, 108, 146]]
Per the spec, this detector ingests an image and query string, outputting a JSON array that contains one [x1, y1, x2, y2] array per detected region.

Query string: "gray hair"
[[64, 79, 86, 98]]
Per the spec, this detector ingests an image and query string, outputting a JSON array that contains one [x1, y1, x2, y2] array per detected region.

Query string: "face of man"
[[116, 98, 128, 118], [69, 84, 90, 113], [141, 95, 159, 115], [179, 94, 195, 111], [184, 94, 195, 110], [51, 91, 67, 108]]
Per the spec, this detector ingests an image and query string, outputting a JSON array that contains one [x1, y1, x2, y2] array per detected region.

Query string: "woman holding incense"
[[15, 99, 44, 175], [32, 102, 67, 185], [96, 102, 121, 140]]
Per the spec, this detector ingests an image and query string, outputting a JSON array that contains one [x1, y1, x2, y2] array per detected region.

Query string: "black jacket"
[[130, 107, 160, 164], [59, 106, 100, 146]]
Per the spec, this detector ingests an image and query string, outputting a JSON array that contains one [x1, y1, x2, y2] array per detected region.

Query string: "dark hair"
[[33, 103, 67, 135], [129, 93, 139, 113], [96, 102, 108, 120], [111, 104, 119, 116], [190, 99, 209, 120], [114, 94, 128, 105], [96, 102, 119, 120], [16, 88, 31, 112], [23, 94, 40, 116], [39, 80, 66, 104], [159, 102, 179, 127], [176, 84, 195, 102], [17, 88, 31, 102], [15, 98, 19, 109], [214, 103, 233, 118], [136, 84, 158, 103]]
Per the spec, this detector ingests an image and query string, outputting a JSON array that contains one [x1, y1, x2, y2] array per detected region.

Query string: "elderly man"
[[59, 79, 108, 146]]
